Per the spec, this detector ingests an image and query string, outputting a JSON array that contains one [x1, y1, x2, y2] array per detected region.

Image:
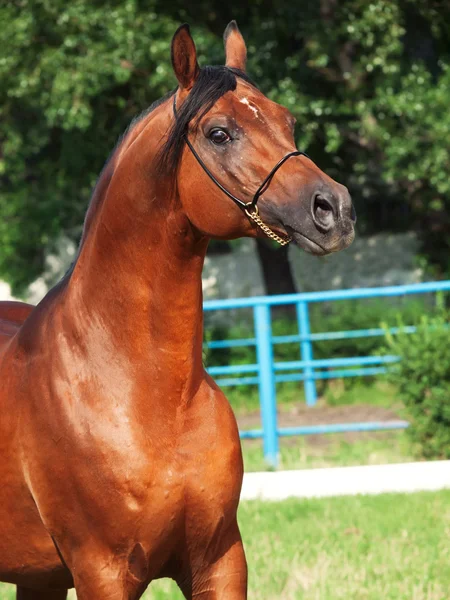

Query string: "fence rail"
[[203, 280, 450, 467]]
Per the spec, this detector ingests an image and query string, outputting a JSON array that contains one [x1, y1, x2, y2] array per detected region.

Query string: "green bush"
[[384, 312, 450, 459], [310, 297, 432, 360]]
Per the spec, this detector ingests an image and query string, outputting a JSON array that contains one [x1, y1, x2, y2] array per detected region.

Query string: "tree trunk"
[[255, 239, 297, 318]]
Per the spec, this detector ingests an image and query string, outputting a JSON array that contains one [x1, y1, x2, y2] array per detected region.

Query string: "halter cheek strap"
[[173, 95, 309, 246]]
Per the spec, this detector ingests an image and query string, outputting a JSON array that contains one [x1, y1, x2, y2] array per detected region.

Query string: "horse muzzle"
[[282, 185, 356, 256]]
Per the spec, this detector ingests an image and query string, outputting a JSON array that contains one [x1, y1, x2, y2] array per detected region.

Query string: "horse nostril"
[[350, 203, 357, 223], [315, 197, 333, 217], [312, 194, 335, 230]]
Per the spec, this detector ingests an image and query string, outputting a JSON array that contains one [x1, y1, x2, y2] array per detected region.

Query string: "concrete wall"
[[0, 281, 15, 301], [203, 231, 423, 300], [0, 231, 423, 304]]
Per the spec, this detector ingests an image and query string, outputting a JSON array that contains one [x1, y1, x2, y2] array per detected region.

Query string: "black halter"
[[172, 95, 308, 212]]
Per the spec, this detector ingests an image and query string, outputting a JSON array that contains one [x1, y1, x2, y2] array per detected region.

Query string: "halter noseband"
[[172, 95, 309, 246]]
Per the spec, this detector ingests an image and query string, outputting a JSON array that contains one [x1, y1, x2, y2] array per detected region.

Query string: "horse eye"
[[209, 128, 231, 145]]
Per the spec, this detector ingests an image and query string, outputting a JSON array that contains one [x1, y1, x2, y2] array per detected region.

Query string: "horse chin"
[[286, 227, 355, 257], [283, 226, 328, 256], [290, 233, 328, 256]]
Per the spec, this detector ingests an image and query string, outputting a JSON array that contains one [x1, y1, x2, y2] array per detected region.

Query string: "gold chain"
[[245, 206, 292, 246]]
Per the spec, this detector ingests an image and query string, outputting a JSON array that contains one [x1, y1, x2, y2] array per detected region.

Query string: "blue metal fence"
[[203, 280, 450, 467]]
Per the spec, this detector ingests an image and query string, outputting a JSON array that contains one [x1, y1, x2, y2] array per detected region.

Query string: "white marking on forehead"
[[239, 97, 259, 118]]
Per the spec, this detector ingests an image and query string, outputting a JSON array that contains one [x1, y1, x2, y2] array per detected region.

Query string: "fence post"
[[297, 300, 317, 406], [254, 303, 278, 468]]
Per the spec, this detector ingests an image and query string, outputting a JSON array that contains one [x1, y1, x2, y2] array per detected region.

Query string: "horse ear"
[[171, 24, 200, 90], [224, 20, 247, 71]]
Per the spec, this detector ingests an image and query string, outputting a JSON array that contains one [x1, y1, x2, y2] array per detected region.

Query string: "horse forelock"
[[155, 66, 257, 176]]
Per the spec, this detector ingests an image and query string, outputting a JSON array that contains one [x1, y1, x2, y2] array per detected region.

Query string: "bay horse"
[[0, 22, 355, 599]]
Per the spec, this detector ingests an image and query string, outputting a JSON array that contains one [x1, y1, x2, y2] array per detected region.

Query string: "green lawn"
[[242, 430, 414, 472], [224, 379, 400, 415], [2, 490, 450, 599]]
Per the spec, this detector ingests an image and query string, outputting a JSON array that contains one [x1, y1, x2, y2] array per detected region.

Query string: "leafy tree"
[[1, 0, 449, 295], [0, 0, 193, 292]]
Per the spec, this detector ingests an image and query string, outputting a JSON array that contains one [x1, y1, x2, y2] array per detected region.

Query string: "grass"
[[322, 379, 400, 408], [2, 490, 450, 599], [225, 378, 400, 415], [241, 430, 414, 472], [225, 380, 306, 414]]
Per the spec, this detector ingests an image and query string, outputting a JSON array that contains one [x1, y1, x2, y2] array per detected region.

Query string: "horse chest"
[[175, 384, 244, 524]]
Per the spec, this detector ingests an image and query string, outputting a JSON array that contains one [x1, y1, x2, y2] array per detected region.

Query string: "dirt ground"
[[238, 403, 400, 429]]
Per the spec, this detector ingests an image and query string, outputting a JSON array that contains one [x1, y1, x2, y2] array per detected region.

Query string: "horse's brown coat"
[[0, 23, 354, 599]]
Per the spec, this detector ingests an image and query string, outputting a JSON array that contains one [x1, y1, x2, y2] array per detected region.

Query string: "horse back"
[[0, 301, 34, 349]]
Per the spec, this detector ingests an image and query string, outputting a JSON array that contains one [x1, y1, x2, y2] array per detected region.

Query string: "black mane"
[[152, 66, 256, 175]]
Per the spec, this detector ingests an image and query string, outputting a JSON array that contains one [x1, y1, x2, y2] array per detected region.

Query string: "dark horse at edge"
[[0, 22, 355, 599]]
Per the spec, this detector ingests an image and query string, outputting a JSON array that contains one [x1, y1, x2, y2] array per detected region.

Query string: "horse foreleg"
[[68, 552, 147, 600], [181, 521, 248, 600], [16, 587, 68, 600]]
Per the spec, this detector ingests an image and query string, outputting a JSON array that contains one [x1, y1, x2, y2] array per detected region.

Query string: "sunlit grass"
[[226, 378, 400, 416], [242, 430, 414, 472]]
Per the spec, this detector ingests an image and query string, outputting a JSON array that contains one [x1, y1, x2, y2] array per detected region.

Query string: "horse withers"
[[0, 22, 355, 599]]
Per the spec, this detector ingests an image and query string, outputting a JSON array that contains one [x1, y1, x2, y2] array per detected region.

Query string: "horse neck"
[[64, 110, 208, 391]]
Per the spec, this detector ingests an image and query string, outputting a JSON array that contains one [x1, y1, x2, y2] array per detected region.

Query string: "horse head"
[[161, 22, 356, 255]]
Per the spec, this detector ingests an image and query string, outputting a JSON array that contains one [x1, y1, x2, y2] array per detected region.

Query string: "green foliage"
[[1, 1, 450, 291], [384, 311, 450, 458], [311, 297, 431, 359], [0, 1, 217, 292]]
